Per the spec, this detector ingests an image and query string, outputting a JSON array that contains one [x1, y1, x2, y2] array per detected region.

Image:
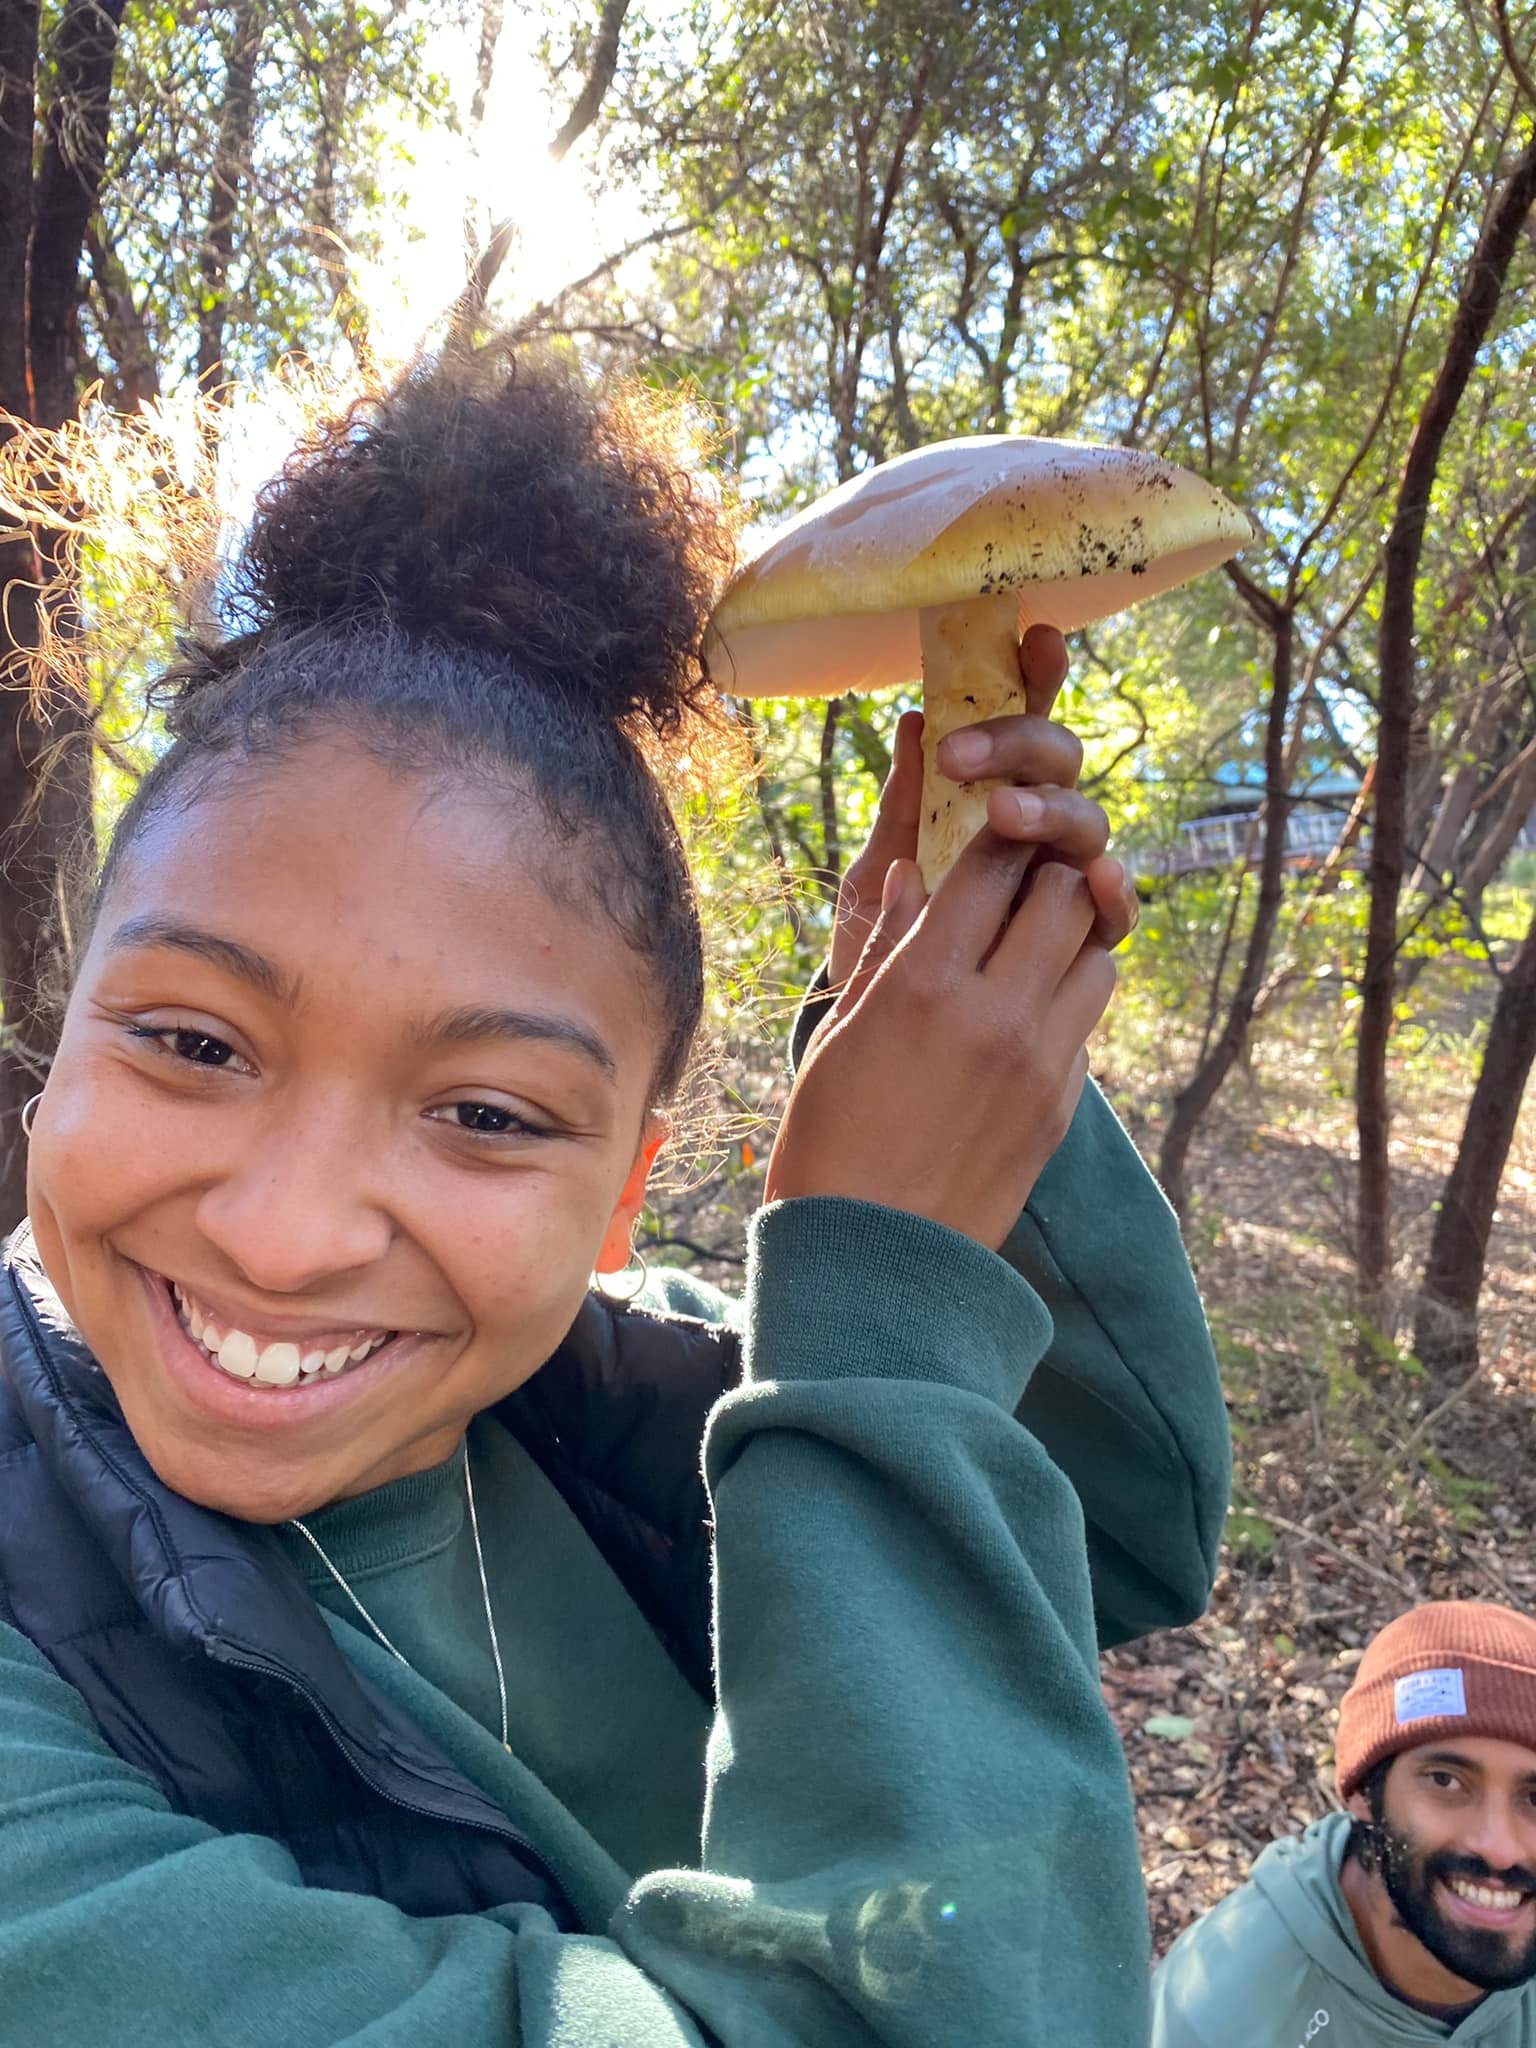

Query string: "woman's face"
[[26, 736, 666, 1521]]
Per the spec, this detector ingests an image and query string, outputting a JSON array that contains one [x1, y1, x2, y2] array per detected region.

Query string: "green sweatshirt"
[[0, 1081, 1227, 2046], [1151, 1815, 1536, 2045]]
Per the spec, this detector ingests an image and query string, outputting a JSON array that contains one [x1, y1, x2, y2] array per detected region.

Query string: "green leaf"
[[1143, 1714, 1197, 1741], [1226, 1509, 1275, 1555]]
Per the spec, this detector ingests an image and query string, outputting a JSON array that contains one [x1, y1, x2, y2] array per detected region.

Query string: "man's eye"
[[128, 1024, 248, 1070]]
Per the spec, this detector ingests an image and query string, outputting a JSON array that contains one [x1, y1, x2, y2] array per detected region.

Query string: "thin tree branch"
[[508, 190, 743, 337], [1228, 0, 1363, 462], [549, 0, 630, 162], [470, 0, 504, 134], [1493, 0, 1536, 109], [84, 218, 159, 410], [817, 697, 843, 894], [1287, 76, 1500, 597]]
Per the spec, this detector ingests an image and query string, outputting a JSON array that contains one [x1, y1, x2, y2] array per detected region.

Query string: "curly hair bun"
[[232, 345, 732, 735]]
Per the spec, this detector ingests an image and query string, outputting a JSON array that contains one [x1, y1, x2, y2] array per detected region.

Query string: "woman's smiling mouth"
[[170, 1279, 395, 1386], [136, 1264, 439, 1405]]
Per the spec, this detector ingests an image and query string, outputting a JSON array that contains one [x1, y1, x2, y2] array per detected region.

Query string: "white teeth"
[[253, 1341, 301, 1387], [1450, 1878, 1526, 1910], [217, 1329, 258, 1379], [171, 1280, 392, 1389]]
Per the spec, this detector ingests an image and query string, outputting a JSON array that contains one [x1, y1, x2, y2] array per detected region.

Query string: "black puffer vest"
[[0, 1232, 737, 1926]]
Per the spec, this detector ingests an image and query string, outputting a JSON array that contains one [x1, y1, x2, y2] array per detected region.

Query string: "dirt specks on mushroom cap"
[[705, 435, 1256, 702], [712, 436, 1255, 637]]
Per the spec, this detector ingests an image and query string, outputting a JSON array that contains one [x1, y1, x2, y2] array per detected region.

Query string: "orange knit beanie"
[[1336, 1600, 1536, 1800]]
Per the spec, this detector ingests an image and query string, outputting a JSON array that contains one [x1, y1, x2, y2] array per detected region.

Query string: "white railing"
[[1128, 801, 1361, 879], [1125, 799, 1536, 880]]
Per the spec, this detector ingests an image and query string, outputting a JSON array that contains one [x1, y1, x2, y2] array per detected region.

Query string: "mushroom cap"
[[706, 435, 1258, 699]]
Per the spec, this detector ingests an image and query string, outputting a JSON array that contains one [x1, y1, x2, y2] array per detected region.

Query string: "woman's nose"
[[194, 1108, 393, 1293]]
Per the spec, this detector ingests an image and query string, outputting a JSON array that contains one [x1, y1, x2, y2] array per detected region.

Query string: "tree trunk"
[[1356, 124, 1536, 1302], [29, 0, 126, 430], [0, 0, 126, 1231], [1414, 898, 1536, 1374], [1457, 498, 1536, 911], [1411, 494, 1536, 898], [1159, 607, 1295, 1218], [0, 1, 39, 416], [0, 589, 93, 1221], [196, 2, 261, 392], [1408, 687, 1507, 892], [1460, 742, 1536, 914]]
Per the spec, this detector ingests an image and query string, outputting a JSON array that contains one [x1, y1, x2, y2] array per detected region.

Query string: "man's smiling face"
[[1350, 1736, 1536, 1997]]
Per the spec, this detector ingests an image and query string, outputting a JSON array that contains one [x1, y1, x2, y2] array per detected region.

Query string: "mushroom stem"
[[916, 591, 1027, 887]]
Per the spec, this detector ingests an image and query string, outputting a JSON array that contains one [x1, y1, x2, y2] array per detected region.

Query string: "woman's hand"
[[765, 839, 1118, 1251], [826, 624, 1136, 995]]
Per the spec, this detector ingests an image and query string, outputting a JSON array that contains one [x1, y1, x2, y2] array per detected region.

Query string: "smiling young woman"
[[0, 343, 1230, 2046], [31, 743, 672, 1522]]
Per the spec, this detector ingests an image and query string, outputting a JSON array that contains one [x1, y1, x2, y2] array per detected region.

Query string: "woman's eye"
[[128, 1024, 252, 1073], [431, 1101, 548, 1139]]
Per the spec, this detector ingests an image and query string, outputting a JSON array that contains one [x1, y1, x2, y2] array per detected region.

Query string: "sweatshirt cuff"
[[742, 1196, 1053, 1412]]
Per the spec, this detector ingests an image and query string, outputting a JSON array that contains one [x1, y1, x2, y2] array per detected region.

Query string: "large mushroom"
[[706, 437, 1256, 884]]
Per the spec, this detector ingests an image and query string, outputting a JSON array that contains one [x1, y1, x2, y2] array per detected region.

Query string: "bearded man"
[[1152, 1602, 1536, 2044]]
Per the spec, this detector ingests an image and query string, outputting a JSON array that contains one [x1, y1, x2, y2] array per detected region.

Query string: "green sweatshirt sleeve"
[[792, 968, 1230, 1650], [1005, 1078, 1230, 1647], [0, 1196, 1149, 2046], [620, 1197, 1153, 2044]]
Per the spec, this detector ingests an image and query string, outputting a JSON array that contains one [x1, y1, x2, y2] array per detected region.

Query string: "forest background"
[[1, 0, 1533, 1947]]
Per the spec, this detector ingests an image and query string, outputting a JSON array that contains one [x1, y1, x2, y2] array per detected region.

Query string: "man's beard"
[[1350, 1813, 1536, 1994]]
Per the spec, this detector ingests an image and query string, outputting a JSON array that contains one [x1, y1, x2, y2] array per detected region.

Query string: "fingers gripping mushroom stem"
[[916, 592, 1025, 885], [705, 436, 1257, 886]]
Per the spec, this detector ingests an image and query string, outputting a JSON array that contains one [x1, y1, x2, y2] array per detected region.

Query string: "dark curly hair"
[[98, 344, 736, 1098]]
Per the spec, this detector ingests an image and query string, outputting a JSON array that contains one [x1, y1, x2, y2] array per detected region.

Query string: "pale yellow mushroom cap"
[[705, 435, 1258, 698]]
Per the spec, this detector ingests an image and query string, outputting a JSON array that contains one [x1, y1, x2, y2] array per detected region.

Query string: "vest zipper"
[[210, 1640, 570, 1908]]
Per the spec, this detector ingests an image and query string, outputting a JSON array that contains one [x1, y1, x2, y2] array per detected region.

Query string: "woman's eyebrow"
[[413, 1003, 617, 1080], [100, 925, 617, 1078], [105, 916, 296, 1004]]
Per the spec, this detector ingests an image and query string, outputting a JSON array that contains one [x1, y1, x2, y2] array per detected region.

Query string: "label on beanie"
[[1394, 1667, 1467, 1723]]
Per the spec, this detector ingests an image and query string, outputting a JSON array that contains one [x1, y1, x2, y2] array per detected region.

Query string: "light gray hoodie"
[[1151, 1814, 1536, 2045]]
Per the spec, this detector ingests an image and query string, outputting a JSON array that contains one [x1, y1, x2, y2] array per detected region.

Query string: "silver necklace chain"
[[288, 1440, 510, 1752]]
